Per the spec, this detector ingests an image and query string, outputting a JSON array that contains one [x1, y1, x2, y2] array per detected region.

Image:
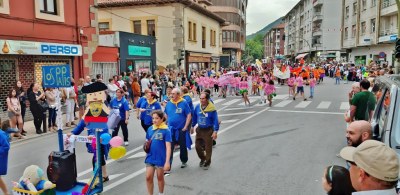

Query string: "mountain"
[[246, 17, 284, 40]]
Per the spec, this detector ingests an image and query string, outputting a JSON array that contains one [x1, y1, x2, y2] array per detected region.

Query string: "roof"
[[93, 46, 119, 62], [273, 23, 286, 29], [97, 0, 225, 23]]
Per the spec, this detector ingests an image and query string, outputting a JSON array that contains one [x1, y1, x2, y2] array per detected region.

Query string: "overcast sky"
[[246, 0, 299, 35]]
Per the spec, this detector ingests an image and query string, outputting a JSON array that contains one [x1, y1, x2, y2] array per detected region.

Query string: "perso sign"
[[41, 44, 80, 55]]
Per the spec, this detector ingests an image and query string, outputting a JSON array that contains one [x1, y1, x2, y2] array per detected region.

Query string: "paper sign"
[[42, 65, 71, 88]]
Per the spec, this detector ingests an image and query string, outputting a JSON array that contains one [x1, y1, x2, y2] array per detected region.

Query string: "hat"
[[149, 92, 159, 99], [81, 82, 108, 93], [340, 140, 399, 182]]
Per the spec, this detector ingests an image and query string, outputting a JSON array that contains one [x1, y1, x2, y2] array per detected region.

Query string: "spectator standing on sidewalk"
[[349, 79, 376, 122], [110, 89, 131, 146], [15, 81, 27, 136], [0, 118, 10, 195], [45, 88, 57, 132], [64, 81, 77, 127], [77, 78, 87, 120], [28, 83, 45, 134], [6, 88, 24, 139], [191, 92, 219, 170], [131, 77, 141, 108]]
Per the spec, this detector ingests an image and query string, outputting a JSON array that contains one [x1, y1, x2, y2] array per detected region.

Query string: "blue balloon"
[[100, 133, 111, 145]]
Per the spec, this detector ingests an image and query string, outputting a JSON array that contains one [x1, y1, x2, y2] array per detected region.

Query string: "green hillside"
[[246, 17, 284, 40]]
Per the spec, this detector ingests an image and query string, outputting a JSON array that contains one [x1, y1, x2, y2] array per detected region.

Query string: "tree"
[[243, 34, 264, 64]]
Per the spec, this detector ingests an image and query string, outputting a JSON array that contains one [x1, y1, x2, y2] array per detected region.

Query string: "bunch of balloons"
[[107, 136, 126, 160]]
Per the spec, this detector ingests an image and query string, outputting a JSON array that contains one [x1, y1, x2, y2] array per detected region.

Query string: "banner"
[[42, 65, 71, 88]]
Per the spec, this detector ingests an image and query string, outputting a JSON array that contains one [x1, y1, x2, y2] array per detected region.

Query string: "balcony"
[[313, 15, 323, 22], [381, 0, 397, 16], [222, 42, 241, 49], [378, 28, 398, 43], [313, 0, 323, 7], [313, 28, 323, 36]]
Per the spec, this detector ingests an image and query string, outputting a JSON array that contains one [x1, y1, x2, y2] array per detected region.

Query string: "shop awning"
[[295, 53, 308, 59], [93, 46, 119, 62]]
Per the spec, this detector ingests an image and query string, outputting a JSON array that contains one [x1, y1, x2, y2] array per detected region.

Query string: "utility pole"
[[395, 0, 400, 74]]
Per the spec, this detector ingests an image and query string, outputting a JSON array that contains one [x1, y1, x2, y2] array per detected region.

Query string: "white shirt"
[[107, 83, 119, 99], [118, 80, 125, 88], [141, 78, 150, 92]]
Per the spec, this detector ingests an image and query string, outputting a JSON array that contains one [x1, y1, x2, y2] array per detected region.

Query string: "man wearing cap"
[[340, 140, 399, 194], [346, 121, 372, 147], [164, 88, 192, 172]]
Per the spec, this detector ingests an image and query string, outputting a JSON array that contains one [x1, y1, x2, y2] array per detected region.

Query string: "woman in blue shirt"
[[140, 92, 161, 132], [110, 89, 131, 146], [0, 118, 11, 195]]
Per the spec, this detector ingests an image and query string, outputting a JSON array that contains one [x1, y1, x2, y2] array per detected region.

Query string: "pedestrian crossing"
[[190, 94, 350, 111]]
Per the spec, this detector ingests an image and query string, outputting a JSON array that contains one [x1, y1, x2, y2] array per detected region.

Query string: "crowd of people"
[[0, 59, 398, 194]]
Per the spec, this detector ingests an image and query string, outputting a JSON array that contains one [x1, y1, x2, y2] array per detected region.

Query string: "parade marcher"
[[239, 77, 251, 106], [259, 78, 266, 104], [181, 86, 194, 113], [293, 74, 307, 101], [191, 92, 219, 170], [265, 79, 276, 107], [322, 165, 355, 195], [0, 118, 10, 195], [145, 111, 171, 195], [164, 88, 192, 174], [136, 89, 151, 132], [335, 68, 341, 85], [110, 89, 131, 146], [287, 73, 295, 97], [309, 75, 316, 99], [139, 92, 161, 132]]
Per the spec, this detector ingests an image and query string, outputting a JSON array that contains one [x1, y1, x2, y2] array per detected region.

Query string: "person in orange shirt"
[[318, 68, 325, 83], [335, 68, 341, 85], [313, 68, 320, 82]]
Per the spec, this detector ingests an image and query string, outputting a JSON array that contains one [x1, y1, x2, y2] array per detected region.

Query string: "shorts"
[[239, 89, 248, 95], [146, 163, 164, 169], [8, 111, 15, 118], [297, 86, 304, 93]]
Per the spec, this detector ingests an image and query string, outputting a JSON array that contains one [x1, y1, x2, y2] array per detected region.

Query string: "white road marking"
[[316, 101, 331, 109], [340, 102, 350, 110], [79, 173, 125, 183], [274, 100, 292, 107], [295, 101, 312, 108], [220, 119, 239, 124], [213, 99, 225, 104], [222, 99, 240, 106], [274, 94, 289, 100], [269, 109, 343, 115], [127, 151, 147, 159], [219, 111, 255, 117], [103, 107, 271, 192]]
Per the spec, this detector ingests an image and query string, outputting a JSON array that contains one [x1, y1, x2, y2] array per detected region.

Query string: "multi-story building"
[[0, 0, 98, 113], [97, 0, 225, 74], [264, 23, 286, 59], [284, 0, 342, 62], [341, 0, 398, 66], [208, 0, 247, 67]]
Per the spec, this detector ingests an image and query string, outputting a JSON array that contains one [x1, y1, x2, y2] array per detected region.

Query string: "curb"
[[10, 127, 75, 144]]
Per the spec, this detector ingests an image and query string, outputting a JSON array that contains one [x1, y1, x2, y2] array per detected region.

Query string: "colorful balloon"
[[108, 146, 127, 160], [109, 136, 123, 147], [100, 133, 111, 145]]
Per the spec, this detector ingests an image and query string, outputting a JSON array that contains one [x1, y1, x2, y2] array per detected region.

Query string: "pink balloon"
[[110, 136, 123, 147]]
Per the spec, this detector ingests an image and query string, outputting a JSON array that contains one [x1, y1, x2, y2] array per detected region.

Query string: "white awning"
[[295, 53, 308, 59]]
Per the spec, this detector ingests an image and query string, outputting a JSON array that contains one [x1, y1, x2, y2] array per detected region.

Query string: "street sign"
[[42, 64, 71, 88]]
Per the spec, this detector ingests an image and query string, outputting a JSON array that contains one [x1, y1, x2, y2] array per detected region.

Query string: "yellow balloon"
[[109, 146, 127, 160]]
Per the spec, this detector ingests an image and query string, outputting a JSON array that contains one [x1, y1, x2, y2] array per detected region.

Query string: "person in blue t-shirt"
[[110, 89, 131, 146], [191, 92, 219, 170], [137, 89, 151, 131], [140, 92, 162, 132], [181, 86, 194, 114], [145, 110, 171, 195], [164, 88, 192, 172], [0, 118, 10, 195]]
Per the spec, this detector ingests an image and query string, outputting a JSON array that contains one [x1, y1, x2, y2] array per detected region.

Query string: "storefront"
[[118, 32, 156, 75], [187, 52, 211, 73], [92, 46, 119, 81], [0, 39, 82, 112]]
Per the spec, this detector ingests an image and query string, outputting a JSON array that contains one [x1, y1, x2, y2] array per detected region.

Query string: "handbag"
[[143, 130, 160, 153], [39, 100, 49, 111]]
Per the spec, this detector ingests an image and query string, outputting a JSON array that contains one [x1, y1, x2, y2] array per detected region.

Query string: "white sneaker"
[[124, 141, 129, 146]]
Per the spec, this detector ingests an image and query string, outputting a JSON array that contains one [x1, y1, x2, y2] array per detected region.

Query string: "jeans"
[[170, 130, 188, 166], [335, 77, 340, 84], [48, 108, 57, 127], [310, 87, 315, 97], [112, 120, 129, 141]]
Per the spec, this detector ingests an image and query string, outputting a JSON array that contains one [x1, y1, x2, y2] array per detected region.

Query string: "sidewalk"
[[9, 112, 78, 143]]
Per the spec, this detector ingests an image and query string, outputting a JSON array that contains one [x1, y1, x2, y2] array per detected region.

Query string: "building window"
[[362, 0, 366, 11], [188, 21, 193, 41], [353, 2, 357, 15], [98, 22, 109, 31], [39, 0, 57, 15], [361, 21, 366, 35], [352, 25, 356, 37], [371, 0, 376, 7], [0, 0, 9, 15], [147, 20, 155, 36], [133, 20, 141, 34], [202, 26, 206, 48], [345, 6, 349, 18], [345, 27, 349, 39], [210, 29, 216, 46], [193, 23, 197, 41], [0, 0, 3, 6], [370, 18, 375, 33]]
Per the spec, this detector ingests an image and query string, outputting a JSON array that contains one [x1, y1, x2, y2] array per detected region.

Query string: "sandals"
[[103, 176, 109, 183]]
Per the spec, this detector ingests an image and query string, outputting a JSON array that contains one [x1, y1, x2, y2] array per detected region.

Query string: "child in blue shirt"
[[0, 118, 11, 195], [145, 110, 171, 195]]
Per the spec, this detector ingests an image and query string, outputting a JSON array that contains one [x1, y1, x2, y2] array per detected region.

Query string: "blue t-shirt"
[[109, 97, 130, 120], [192, 104, 219, 131], [140, 100, 162, 125], [136, 97, 147, 120], [144, 127, 172, 167], [164, 100, 191, 130], [0, 130, 10, 175], [182, 95, 194, 114]]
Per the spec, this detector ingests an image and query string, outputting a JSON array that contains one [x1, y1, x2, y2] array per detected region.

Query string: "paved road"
[[5, 77, 352, 194]]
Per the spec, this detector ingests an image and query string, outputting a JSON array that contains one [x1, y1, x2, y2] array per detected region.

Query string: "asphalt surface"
[[5, 77, 352, 195]]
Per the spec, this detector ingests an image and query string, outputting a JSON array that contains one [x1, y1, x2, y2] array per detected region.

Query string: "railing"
[[379, 28, 398, 36], [381, 0, 396, 9]]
